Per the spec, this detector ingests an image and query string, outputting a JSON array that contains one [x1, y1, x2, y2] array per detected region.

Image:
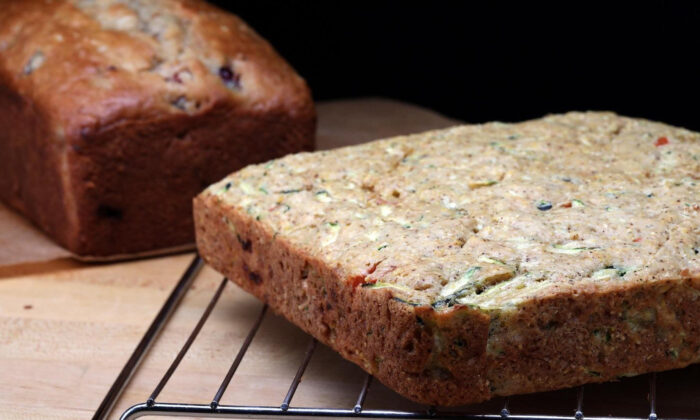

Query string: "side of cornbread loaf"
[[0, 0, 314, 256], [195, 112, 699, 405]]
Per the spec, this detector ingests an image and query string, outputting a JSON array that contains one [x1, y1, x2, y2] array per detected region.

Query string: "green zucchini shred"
[[548, 244, 600, 254], [392, 297, 423, 307], [439, 266, 482, 298], [477, 256, 508, 266], [362, 282, 414, 294]]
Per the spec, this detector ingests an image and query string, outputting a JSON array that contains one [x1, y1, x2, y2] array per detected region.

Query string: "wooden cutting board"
[[0, 99, 697, 420]]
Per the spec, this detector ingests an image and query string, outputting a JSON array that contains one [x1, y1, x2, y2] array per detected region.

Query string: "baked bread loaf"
[[0, 0, 315, 256], [195, 112, 699, 406]]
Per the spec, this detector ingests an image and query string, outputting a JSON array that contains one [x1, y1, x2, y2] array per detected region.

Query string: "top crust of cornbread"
[[206, 112, 698, 304], [196, 112, 699, 405]]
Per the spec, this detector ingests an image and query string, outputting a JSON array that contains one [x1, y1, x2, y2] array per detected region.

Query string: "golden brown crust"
[[194, 193, 493, 405], [195, 186, 700, 407], [194, 113, 699, 406], [0, 0, 315, 255]]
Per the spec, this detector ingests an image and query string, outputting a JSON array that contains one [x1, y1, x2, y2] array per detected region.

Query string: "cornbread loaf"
[[0, 0, 315, 256], [194, 112, 700, 406]]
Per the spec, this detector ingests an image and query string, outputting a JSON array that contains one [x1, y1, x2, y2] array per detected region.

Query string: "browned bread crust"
[[194, 112, 699, 406], [0, 0, 315, 256]]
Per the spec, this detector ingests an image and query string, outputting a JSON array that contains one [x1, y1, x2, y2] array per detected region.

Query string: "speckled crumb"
[[195, 112, 699, 406]]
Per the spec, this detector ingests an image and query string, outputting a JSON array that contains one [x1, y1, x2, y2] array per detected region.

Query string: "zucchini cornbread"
[[194, 112, 700, 406]]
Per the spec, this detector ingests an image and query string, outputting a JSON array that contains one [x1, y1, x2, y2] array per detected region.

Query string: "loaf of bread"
[[0, 0, 315, 257], [195, 112, 699, 406]]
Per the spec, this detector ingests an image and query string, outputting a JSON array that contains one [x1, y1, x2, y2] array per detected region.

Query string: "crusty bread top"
[[0, 0, 312, 136], [203, 112, 699, 310]]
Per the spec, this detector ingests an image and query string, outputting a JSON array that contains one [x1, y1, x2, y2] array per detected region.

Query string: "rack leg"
[[93, 255, 204, 420]]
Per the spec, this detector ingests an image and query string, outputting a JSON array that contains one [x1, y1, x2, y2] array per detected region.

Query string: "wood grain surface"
[[0, 100, 697, 420]]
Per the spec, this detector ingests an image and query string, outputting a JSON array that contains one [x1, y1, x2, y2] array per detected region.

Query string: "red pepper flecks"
[[350, 261, 383, 288], [633, 237, 642, 243], [348, 275, 368, 288], [655, 137, 669, 147], [367, 261, 381, 275]]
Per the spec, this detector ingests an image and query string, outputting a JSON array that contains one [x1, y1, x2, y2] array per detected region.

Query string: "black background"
[[213, 2, 699, 130]]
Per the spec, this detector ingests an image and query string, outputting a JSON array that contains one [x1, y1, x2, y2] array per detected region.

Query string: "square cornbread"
[[195, 112, 699, 405]]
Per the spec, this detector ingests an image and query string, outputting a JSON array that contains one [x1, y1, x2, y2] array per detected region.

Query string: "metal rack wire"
[[93, 255, 699, 420]]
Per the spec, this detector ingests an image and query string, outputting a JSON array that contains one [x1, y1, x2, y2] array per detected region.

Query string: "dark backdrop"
[[212, 2, 699, 130]]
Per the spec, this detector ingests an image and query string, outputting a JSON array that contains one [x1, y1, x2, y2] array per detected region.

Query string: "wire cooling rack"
[[93, 255, 699, 420]]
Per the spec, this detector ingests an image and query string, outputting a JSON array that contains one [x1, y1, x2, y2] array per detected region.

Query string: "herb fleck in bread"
[[194, 112, 699, 406], [0, 0, 314, 256]]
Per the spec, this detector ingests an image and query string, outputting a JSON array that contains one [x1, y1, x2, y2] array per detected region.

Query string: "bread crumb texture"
[[197, 116, 699, 402]]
